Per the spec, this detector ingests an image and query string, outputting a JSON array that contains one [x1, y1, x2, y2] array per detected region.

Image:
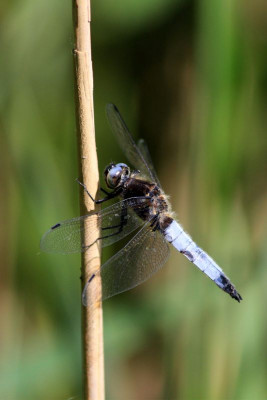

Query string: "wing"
[[40, 198, 150, 254], [82, 221, 170, 307], [137, 138, 161, 188], [106, 103, 159, 184]]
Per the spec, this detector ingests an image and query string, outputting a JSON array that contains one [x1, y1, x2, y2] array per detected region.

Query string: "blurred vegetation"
[[0, 0, 266, 399]]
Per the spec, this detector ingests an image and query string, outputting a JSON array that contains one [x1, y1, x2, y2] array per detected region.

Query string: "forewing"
[[40, 198, 148, 254], [82, 221, 170, 307], [106, 104, 155, 182], [137, 138, 161, 188]]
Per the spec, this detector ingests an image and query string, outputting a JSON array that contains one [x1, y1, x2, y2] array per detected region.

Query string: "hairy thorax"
[[121, 176, 173, 230]]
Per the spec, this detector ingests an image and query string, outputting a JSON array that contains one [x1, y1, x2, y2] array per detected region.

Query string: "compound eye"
[[117, 163, 130, 176], [117, 163, 128, 168], [104, 163, 130, 188], [104, 163, 115, 177], [106, 172, 118, 188], [106, 166, 123, 188]]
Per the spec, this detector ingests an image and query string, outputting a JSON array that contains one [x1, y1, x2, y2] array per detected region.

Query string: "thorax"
[[121, 176, 171, 224]]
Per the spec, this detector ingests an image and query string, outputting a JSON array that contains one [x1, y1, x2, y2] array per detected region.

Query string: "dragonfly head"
[[104, 163, 130, 189]]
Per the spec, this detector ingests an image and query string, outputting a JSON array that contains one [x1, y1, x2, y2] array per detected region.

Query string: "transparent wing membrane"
[[137, 139, 161, 188], [106, 104, 159, 183], [82, 221, 170, 307], [40, 198, 149, 254]]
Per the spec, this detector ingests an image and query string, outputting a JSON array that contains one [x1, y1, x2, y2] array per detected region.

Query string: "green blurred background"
[[1, 0, 267, 399]]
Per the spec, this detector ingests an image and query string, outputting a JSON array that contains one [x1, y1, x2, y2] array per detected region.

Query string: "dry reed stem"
[[72, 0, 105, 399]]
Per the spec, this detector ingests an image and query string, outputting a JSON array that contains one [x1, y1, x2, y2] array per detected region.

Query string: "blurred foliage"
[[0, 0, 267, 399]]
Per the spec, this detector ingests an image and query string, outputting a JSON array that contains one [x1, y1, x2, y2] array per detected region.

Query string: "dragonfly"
[[41, 104, 242, 306]]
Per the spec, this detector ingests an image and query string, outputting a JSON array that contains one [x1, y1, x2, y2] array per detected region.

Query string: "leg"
[[81, 206, 128, 251], [100, 187, 110, 195], [99, 205, 128, 239], [76, 179, 96, 202], [76, 179, 120, 204], [95, 195, 152, 239]]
